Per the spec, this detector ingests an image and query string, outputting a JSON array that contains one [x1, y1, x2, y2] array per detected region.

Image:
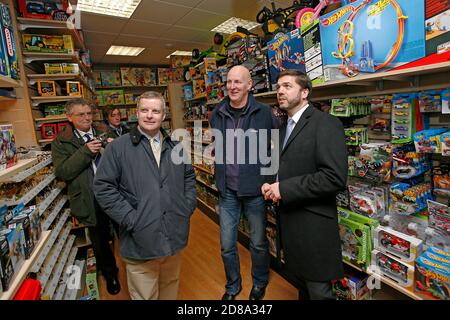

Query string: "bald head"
[[226, 65, 253, 108]]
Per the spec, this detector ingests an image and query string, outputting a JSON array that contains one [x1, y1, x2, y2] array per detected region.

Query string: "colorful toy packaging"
[[267, 28, 306, 91], [442, 88, 450, 114], [427, 200, 450, 239], [0, 4, 20, 79], [319, 0, 426, 81], [183, 84, 194, 101], [18, 0, 70, 20], [330, 97, 371, 117], [414, 128, 448, 153], [0, 124, 17, 171], [97, 89, 124, 106], [99, 70, 121, 87], [391, 94, 415, 143], [414, 255, 450, 300], [22, 34, 74, 54], [301, 20, 325, 85], [351, 143, 392, 182], [345, 127, 368, 146], [0, 235, 14, 292], [120, 67, 156, 86], [392, 144, 432, 179], [431, 165, 450, 198], [389, 181, 433, 216], [369, 96, 392, 138], [158, 68, 170, 86], [371, 249, 414, 288], [419, 90, 442, 113], [332, 270, 370, 300], [373, 226, 423, 264], [346, 184, 387, 220], [425, 0, 450, 56]]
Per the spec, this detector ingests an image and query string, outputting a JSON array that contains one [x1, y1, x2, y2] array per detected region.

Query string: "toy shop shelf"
[[0, 158, 38, 182], [0, 75, 22, 88], [27, 74, 94, 94], [254, 61, 450, 101], [17, 18, 86, 51], [0, 95, 16, 101], [38, 139, 53, 145], [185, 119, 209, 123], [342, 259, 365, 273], [22, 52, 93, 78], [196, 178, 218, 192], [184, 95, 207, 102], [30, 95, 87, 106], [197, 197, 218, 216], [193, 164, 213, 175], [0, 230, 51, 300], [366, 269, 427, 300], [35, 115, 68, 127], [95, 85, 167, 89], [74, 238, 92, 249], [0, 173, 56, 207]]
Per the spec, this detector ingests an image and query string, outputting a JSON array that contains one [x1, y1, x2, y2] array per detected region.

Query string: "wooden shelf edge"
[[0, 75, 22, 88], [0, 231, 51, 300]]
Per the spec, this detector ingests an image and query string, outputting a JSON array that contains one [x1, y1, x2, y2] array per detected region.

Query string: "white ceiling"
[[78, 0, 295, 66]]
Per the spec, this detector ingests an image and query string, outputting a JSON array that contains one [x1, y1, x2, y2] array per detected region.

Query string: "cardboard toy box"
[[0, 4, 19, 79], [319, 0, 426, 82], [44, 63, 63, 74], [425, 0, 450, 55], [120, 67, 155, 86], [22, 34, 74, 54], [338, 215, 372, 269], [332, 270, 370, 300], [97, 89, 124, 106], [0, 124, 17, 171], [267, 28, 306, 91], [301, 20, 325, 85], [0, 235, 14, 292], [415, 255, 450, 300], [373, 226, 423, 265], [18, 0, 69, 20], [170, 55, 192, 68], [370, 249, 414, 289], [157, 68, 170, 86], [124, 93, 139, 105], [100, 70, 121, 87]]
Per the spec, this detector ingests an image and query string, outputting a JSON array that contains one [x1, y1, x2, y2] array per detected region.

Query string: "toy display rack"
[[0, 230, 51, 300], [0, 75, 22, 88], [30, 95, 93, 107], [22, 52, 93, 78], [255, 61, 450, 101], [17, 18, 86, 52], [28, 73, 94, 95], [95, 85, 168, 89], [0, 158, 39, 182]]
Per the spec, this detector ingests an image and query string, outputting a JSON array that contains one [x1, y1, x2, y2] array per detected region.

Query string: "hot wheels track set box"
[[319, 0, 426, 81]]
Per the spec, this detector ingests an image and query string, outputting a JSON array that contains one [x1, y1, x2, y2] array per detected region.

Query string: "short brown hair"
[[137, 91, 165, 111], [103, 105, 120, 120], [65, 98, 91, 115], [276, 70, 312, 99]]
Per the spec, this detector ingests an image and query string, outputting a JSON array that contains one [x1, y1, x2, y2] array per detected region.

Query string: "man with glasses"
[[51, 98, 120, 295]]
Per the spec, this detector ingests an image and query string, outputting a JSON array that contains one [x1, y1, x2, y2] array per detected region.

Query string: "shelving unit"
[[0, 75, 22, 88], [0, 230, 51, 300], [0, 158, 38, 182]]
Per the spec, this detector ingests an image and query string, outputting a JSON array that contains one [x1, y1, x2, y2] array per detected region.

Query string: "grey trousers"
[[298, 279, 336, 300]]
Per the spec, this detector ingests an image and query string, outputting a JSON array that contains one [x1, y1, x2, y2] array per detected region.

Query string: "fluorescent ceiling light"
[[106, 45, 145, 56], [166, 51, 192, 59], [76, 0, 142, 18], [211, 17, 260, 34]]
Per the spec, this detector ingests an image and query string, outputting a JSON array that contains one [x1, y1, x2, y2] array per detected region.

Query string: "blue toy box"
[[267, 28, 306, 91], [319, 0, 426, 82], [0, 3, 19, 79]]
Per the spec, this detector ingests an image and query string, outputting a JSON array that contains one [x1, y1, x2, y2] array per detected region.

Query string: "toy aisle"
[[0, 0, 450, 302]]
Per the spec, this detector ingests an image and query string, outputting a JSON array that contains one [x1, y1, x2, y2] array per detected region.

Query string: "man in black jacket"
[[210, 65, 278, 300], [262, 70, 347, 300], [93, 91, 196, 300]]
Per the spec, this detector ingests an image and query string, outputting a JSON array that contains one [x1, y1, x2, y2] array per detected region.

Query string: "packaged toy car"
[[371, 249, 414, 288], [22, 34, 74, 54], [419, 90, 442, 113], [332, 270, 370, 300], [18, 0, 70, 20], [414, 128, 448, 153], [0, 124, 17, 170], [373, 226, 423, 264], [354, 143, 392, 183], [415, 255, 450, 300]]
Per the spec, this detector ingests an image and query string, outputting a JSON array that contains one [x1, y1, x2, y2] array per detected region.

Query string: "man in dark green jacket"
[[51, 98, 120, 295]]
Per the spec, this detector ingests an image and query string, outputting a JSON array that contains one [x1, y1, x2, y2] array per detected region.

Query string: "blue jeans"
[[219, 188, 270, 294]]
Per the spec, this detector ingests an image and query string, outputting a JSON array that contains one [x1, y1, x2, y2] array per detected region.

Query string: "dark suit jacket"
[[277, 105, 347, 282]]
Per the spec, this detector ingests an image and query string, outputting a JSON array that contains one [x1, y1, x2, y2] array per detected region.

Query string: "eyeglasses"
[[72, 112, 93, 118]]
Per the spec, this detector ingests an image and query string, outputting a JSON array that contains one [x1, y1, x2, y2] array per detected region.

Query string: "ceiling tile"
[[101, 55, 135, 64], [122, 20, 171, 38], [196, 0, 258, 17], [175, 8, 229, 30], [80, 12, 128, 33], [113, 34, 159, 48], [131, 0, 193, 24], [84, 31, 118, 47], [157, 0, 203, 7]]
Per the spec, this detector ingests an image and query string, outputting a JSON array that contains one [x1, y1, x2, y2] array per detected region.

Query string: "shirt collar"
[[138, 127, 160, 143], [288, 104, 309, 125], [76, 128, 94, 137]]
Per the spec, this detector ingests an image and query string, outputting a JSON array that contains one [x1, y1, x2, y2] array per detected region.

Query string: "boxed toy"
[[22, 34, 74, 54], [66, 81, 81, 96], [18, 0, 70, 20], [422, 251, 450, 267], [170, 68, 185, 82], [100, 70, 121, 87], [442, 88, 450, 114], [9, 214, 34, 259], [427, 246, 450, 259], [338, 215, 371, 269], [414, 128, 448, 153], [415, 255, 450, 300], [120, 67, 155, 86], [0, 4, 20, 79], [332, 270, 370, 300], [371, 249, 414, 289], [170, 55, 192, 68], [301, 20, 325, 85], [0, 16, 8, 77], [427, 200, 450, 237], [183, 84, 193, 101], [158, 68, 170, 86], [0, 235, 14, 292], [97, 89, 124, 106], [44, 63, 63, 74], [267, 28, 306, 90], [354, 143, 392, 183], [373, 226, 423, 264], [193, 79, 206, 98], [0, 226, 25, 272], [425, 0, 450, 56], [37, 80, 56, 96], [319, 0, 425, 81], [0, 124, 17, 171], [61, 63, 79, 74], [124, 93, 139, 105]]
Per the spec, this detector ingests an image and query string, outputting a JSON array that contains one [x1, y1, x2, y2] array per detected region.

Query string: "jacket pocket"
[[164, 211, 191, 247], [69, 192, 90, 219]]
